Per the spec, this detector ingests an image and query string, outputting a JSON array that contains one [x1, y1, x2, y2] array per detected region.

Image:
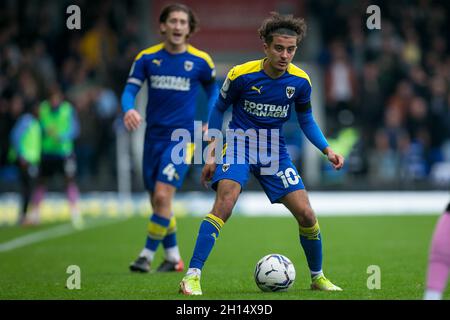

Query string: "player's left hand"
[[324, 147, 344, 170]]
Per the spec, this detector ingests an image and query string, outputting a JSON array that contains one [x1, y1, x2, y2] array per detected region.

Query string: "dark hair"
[[159, 3, 199, 35], [258, 12, 307, 45]]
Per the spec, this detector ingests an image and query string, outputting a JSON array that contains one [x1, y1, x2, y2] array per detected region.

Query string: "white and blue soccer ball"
[[254, 254, 296, 292]]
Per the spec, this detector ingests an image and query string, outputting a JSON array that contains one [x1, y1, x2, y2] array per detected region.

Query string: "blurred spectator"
[[429, 77, 450, 162], [32, 40, 56, 84], [28, 84, 82, 227], [324, 41, 358, 135], [401, 28, 421, 67], [400, 138, 428, 182], [383, 106, 408, 151], [409, 65, 429, 98], [79, 17, 118, 80], [359, 62, 383, 139], [0, 89, 15, 168], [8, 101, 41, 225], [369, 129, 400, 183], [386, 81, 414, 123], [406, 97, 431, 150], [73, 88, 97, 184], [93, 86, 119, 183]]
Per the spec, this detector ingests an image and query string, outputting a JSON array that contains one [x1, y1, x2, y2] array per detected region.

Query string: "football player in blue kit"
[[180, 12, 344, 295], [121, 3, 218, 273]]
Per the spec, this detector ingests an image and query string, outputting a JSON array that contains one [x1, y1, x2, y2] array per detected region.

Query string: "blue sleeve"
[[197, 52, 216, 83], [202, 81, 219, 122], [208, 99, 227, 132], [296, 107, 329, 153], [121, 83, 140, 113], [121, 54, 147, 113], [197, 55, 218, 120], [295, 78, 312, 105], [127, 56, 147, 88]]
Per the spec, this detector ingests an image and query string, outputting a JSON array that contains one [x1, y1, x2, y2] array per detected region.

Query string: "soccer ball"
[[254, 254, 296, 292]]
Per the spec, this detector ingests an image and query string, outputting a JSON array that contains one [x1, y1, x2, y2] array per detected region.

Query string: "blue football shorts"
[[142, 139, 195, 192], [211, 142, 305, 203]]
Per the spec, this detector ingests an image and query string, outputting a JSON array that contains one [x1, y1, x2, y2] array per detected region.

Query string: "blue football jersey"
[[127, 43, 216, 139], [218, 59, 311, 142]]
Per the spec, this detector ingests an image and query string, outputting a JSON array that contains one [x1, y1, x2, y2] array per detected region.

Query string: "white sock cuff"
[[311, 270, 323, 277], [165, 246, 181, 263], [140, 248, 155, 262], [187, 268, 201, 277]]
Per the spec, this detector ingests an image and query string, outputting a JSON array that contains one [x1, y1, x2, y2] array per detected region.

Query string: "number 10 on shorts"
[[277, 168, 300, 188]]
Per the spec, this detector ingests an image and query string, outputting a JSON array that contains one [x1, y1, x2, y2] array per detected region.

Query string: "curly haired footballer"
[[258, 12, 307, 45], [180, 11, 345, 296]]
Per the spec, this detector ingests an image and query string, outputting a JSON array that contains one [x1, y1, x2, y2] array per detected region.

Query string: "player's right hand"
[[124, 109, 142, 131], [324, 147, 345, 170], [201, 163, 216, 189]]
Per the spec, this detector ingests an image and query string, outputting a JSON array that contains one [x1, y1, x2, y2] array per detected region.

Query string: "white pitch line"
[[0, 218, 123, 253]]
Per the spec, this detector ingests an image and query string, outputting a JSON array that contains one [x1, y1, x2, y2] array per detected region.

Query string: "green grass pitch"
[[0, 214, 448, 300]]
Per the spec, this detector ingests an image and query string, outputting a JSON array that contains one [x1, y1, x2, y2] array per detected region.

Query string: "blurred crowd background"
[[1, 0, 449, 193]]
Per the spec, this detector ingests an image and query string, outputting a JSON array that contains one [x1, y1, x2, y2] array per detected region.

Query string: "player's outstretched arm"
[[296, 102, 344, 170], [296, 103, 344, 170]]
